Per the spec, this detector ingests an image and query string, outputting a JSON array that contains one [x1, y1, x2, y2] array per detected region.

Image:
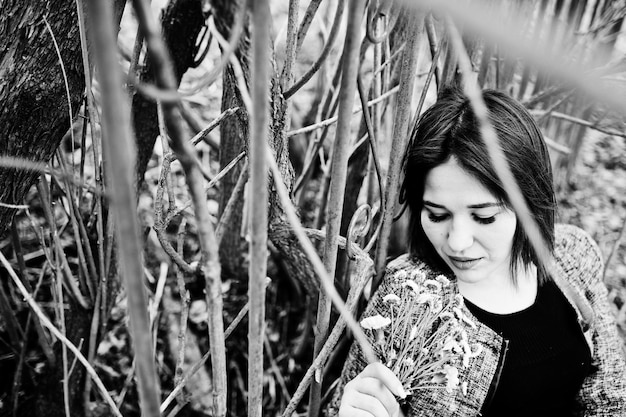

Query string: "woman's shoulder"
[[554, 224, 604, 286]]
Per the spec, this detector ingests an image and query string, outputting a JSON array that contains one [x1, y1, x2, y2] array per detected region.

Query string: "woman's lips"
[[448, 256, 481, 270]]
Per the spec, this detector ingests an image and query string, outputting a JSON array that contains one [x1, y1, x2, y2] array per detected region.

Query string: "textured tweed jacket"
[[325, 225, 626, 416]]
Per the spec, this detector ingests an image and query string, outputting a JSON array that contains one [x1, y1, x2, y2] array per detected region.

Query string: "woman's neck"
[[458, 264, 538, 314]]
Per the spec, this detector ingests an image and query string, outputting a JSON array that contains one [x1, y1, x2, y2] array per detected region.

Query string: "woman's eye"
[[427, 213, 449, 223], [473, 215, 496, 225]]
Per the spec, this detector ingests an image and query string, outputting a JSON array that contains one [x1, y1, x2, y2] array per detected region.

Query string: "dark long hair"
[[399, 87, 556, 283]]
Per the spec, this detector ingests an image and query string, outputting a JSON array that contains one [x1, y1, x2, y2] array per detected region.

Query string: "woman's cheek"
[[420, 214, 440, 243]]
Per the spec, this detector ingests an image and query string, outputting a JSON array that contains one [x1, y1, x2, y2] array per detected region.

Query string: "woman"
[[325, 88, 626, 416]]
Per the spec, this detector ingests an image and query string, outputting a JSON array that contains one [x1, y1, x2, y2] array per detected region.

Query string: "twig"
[[174, 219, 190, 406], [530, 110, 626, 139], [263, 333, 291, 402], [295, 0, 324, 54], [279, 0, 300, 91], [53, 264, 71, 417], [215, 160, 249, 244], [286, 86, 399, 137], [190, 107, 240, 146], [356, 73, 384, 213], [0, 251, 122, 417], [43, 17, 76, 156]]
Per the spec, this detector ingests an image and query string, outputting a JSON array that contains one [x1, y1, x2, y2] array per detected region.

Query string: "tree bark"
[[0, 0, 85, 237], [208, 0, 253, 280], [0, 1, 125, 415]]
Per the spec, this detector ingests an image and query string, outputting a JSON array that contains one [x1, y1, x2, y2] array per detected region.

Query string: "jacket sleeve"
[[579, 271, 626, 416], [560, 226, 626, 416]]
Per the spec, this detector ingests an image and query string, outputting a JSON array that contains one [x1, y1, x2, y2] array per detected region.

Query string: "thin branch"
[[530, 109, 626, 139], [280, 0, 300, 90], [174, 220, 190, 407], [215, 160, 249, 244], [43, 17, 76, 152], [85, 0, 161, 415], [286, 86, 399, 137], [248, 1, 271, 416], [356, 73, 384, 215], [190, 107, 240, 146], [295, 0, 324, 54]]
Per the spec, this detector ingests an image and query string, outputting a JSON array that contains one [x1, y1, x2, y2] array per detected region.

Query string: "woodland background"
[[1, 0, 626, 416]]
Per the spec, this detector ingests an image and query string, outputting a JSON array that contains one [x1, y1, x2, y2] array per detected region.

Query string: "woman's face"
[[420, 157, 518, 287]]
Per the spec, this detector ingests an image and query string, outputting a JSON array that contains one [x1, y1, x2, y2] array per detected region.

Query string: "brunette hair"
[[399, 87, 556, 282]]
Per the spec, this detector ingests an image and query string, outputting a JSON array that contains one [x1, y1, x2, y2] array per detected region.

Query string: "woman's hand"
[[338, 362, 407, 417]]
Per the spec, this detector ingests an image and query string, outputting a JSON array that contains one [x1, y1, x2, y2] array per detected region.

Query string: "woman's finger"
[[359, 362, 407, 398]]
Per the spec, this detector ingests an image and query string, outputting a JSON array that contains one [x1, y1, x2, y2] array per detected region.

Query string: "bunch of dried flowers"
[[359, 268, 483, 397]]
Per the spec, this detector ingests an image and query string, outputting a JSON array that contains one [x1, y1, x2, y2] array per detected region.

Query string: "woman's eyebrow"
[[423, 201, 501, 209], [423, 201, 445, 209], [467, 202, 502, 209]]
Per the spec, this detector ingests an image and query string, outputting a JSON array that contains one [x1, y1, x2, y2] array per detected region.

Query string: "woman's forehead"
[[423, 158, 500, 207]]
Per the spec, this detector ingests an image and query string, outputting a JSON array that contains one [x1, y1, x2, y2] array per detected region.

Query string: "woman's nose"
[[447, 220, 473, 253]]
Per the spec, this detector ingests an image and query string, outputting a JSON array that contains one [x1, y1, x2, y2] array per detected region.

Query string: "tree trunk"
[[0, 1, 125, 415], [209, 0, 253, 280], [0, 0, 85, 237]]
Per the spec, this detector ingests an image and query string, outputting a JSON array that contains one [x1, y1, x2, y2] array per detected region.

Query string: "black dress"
[[464, 279, 592, 417]]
